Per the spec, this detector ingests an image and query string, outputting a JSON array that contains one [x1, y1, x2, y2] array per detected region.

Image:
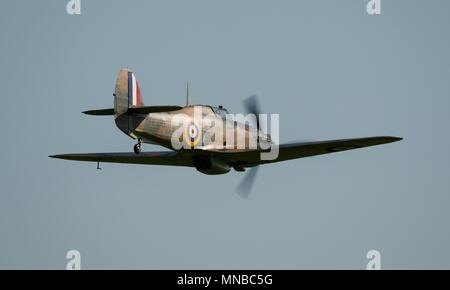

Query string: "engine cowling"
[[192, 156, 231, 175]]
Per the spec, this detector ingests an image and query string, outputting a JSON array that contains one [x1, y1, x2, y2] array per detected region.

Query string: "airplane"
[[50, 68, 402, 197]]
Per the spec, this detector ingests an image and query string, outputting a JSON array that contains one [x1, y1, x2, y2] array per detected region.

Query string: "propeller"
[[243, 94, 261, 130], [235, 95, 263, 198], [236, 96, 311, 198], [236, 166, 259, 199]]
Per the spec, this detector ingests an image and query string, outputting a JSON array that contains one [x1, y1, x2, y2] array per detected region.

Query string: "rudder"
[[114, 68, 144, 115], [114, 68, 145, 135]]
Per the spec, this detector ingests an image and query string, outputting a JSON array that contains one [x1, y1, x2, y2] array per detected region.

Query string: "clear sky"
[[1, 0, 449, 269]]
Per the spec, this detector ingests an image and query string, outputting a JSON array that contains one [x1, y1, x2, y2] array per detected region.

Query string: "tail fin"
[[114, 68, 145, 136], [114, 68, 144, 115], [83, 68, 182, 136]]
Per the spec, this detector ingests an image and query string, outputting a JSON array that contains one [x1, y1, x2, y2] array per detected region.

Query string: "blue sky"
[[0, 0, 449, 269]]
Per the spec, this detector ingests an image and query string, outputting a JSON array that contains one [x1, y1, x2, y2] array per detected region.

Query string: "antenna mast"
[[185, 82, 189, 106]]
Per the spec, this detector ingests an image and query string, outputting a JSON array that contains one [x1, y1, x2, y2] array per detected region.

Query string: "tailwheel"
[[133, 140, 142, 154]]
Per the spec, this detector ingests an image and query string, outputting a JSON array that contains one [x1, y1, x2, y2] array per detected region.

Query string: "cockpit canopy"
[[211, 105, 229, 119]]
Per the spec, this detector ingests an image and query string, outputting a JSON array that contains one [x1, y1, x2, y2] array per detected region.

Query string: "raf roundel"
[[188, 123, 198, 142], [184, 121, 201, 147]]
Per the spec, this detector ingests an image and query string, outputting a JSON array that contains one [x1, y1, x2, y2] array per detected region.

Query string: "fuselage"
[[123, 105, 271, 152]]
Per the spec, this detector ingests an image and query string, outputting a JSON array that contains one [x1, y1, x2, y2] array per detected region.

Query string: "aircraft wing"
[[269, 136, 402, 163], [50, 136, 401, 168], [49, 151, 194, 167], [211, 136, 402, 166]]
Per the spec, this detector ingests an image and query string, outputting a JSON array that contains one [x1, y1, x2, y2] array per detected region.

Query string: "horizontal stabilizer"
[[83, 106, 183, 116], [83, 108, 115, 115], [128, 105, 183, 114]]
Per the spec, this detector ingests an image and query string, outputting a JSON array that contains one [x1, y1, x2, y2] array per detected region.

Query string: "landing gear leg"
[[133, 139, 142, 154]]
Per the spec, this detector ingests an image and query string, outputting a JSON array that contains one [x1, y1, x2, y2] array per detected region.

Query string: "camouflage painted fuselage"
[[120, 105, 271, 152], [113, 68, 271, 174]]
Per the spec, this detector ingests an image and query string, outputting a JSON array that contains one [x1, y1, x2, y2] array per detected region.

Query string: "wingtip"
[[390, 136, 403, 142], [49, 154, 69, 160]]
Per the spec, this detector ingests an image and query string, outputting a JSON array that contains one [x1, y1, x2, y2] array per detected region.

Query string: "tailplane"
[[82, 68, 182, 136]]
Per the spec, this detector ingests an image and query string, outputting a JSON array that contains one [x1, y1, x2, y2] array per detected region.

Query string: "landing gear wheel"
[[133, 141, 142, 154]]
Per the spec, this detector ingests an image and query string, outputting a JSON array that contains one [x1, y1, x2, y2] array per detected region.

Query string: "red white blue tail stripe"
[[128, 71, 143, 107]]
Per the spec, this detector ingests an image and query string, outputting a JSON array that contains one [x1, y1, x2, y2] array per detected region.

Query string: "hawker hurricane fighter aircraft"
[[50, 68, 401, 197]]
